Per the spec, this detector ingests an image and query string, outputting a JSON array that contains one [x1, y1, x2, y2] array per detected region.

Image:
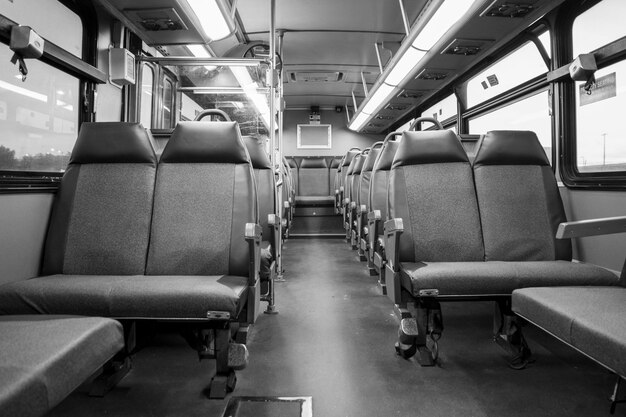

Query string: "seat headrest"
[[160, 121, 249, 164], [243, 136, 272, 169], [353, 150, 369, 174], [341, 149, 360, 167], [287, 158, 298, 168], [362, 143, 384, 173], [300, 157, 328, 169], [346, 153, 361, 175], [69, 122, 156, 165], [392, 130, 468, 168], [473, 130, 550, 167], [374, 140, 400, 172], [329, 158, 341, 169]]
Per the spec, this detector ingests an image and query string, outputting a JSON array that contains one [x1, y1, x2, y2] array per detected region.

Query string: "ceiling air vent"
[[397, 90, 425, 100], [125, 8, 189, 31], [480, 1, 536, 18], [385, 103, 409, 112], [289, 72, 344, 83], [416, 69, 452, 81], [376, 115, 394, 120], [442, 39, 493, 56], [368, 122, 385, 128]]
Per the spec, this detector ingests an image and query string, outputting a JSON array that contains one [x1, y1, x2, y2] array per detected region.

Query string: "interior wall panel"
[[0, 194, 54, 284]]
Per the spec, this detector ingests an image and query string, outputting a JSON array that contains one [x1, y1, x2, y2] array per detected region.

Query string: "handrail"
[[408, 116, 443, 131], [193, 109, 231, 121]]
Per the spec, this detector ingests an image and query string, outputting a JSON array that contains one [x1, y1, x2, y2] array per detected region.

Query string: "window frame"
[[0, 0, 99, 193], [557, 0, 626, 189]]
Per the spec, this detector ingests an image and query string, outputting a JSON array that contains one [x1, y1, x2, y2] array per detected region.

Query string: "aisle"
[[236, 238, 619, 417]]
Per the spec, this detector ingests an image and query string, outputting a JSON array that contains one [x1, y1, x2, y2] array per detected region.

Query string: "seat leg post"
[[264, 266, 279, 315], [414, 299, 441, 366], [493, 299, 533, 370], [207, 327, 247, 399], [610, 375, 626, 414], [89, 351, 132, 397]]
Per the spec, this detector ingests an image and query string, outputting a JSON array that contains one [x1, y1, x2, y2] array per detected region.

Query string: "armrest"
[[556, 216, 626, 239], [268, 213, 280, 229], [384, 218, 404, 272], [245, 223, 262, 286], [367, 210, 382, 258], [358, 204, 367, 215], [368, 210, 381, 222]]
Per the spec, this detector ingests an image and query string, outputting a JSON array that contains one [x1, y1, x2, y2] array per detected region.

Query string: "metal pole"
[[361, 71, 369, 96], [352, 90, 358, 112], [275, 29, 286, 284], [265, 0, 279, 314], [374, 43, 384, 74], [398, 0, 410, 37]]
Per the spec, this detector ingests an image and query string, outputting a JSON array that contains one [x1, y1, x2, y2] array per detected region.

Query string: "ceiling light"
[[385, 47, 426, 86], [186, 44, 217, 71], [348, 112, 370, 132], [362, 83, 397, 115], [412, 0, 474, 50], [186, 0, 236, 41]]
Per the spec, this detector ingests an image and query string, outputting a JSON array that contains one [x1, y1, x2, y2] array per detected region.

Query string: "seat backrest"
[[370, 139, 400, 222], [350, 149, 369, 206], [344, 154, 359, 204], [389, 130, 484, 263], [244, 136, 275, 243], [298, 157, 330, 196], [473, 130, 571, 262], [42, 122, 157, 275], [146, 121, 257, 277], [329, 157, 341, 194], [340, 148, 360, 193], [358, 142, 383, 211], [285, 157, 298, 195]]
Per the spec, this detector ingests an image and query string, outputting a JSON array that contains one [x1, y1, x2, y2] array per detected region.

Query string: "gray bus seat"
[[337, 148, 360, 214], [296, 157, 334, 206], [0, 121, 261, 398], [243, 136, 276, 282], [367, 135, 401, 287], [0, 315, 123, 417], [329, 157, 341, 201], [383, 129, 619, 367], [346, 149, 369, 244], [355, 142, 383, 258]]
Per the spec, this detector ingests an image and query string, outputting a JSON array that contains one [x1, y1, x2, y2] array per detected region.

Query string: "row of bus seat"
[[284, 156, 341, 206], [0, 121, 275, 413], [334, 126, 626, 409]]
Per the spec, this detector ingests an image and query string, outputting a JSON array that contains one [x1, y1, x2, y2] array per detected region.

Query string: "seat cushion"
[[0, 275, 249, 318], [0, 315, 123, 417], [513, 287, 626, 378], [400, 261, 619, 296]]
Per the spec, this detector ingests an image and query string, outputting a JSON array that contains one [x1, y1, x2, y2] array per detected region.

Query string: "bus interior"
[[1, 0, 626, 416]]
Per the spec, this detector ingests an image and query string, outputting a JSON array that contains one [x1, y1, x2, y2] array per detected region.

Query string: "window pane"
[[575, 61, 626, 172], [573, 0, 626, 56], [140, 65, 154, 128], [467, 41, 548, 108], [0, 44, 79, 172], [0, 0, 83, 58], [468, 91, 552, 164], [162, 79, 173, 128], [421, 94, 457, 123]]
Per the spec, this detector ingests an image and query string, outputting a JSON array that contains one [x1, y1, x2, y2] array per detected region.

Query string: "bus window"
[[162, 77, 174, 128], [0, 1, 82, 172], [139, 65, 154, 129], [466, 39, 549, 108], [572, 0, 626, 57], [575, 60, 626, 172], [421, 94, 457, 131], [468, 91, 552, 164], [0, 0, 83, 58]]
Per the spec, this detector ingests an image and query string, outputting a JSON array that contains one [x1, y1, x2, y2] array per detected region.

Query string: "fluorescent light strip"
[[349, 0, 475, 131], [412, 0, 472, 50], [0, 80, 47, 102], [186, 0, 234, 41]]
